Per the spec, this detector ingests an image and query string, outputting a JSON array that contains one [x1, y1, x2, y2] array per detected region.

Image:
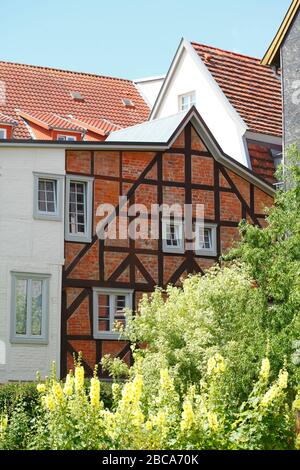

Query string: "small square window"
[[11, 273, 50, 344], [57, 135, 77, 141], [195, 223, 217, 257], [179, 92, 196, 112], [93, 289, 133, 339], [65, 175, 93, 243], [162, 219, 185, 254], [0, 128, 7, 139], [33, 173, 64, 221]]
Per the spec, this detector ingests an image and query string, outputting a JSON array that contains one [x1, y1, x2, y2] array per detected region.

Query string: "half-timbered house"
[[62, 107, 274, 378]]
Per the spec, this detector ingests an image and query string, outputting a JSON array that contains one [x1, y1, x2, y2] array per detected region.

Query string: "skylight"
[[70, 91, 84, 102], [122, 98, 135, 108]]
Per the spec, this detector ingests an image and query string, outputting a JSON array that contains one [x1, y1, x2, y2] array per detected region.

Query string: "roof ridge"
[[191, 41, 262, 62], [0, 59, 133, 83]]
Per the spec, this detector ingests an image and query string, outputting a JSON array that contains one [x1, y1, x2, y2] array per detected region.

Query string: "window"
[[93, 289, 133, 339], [57, 135, 77, 141], [179, 92, 196, 112], [122, 98, 135, 108], [195, 223, 217, 257], [33, 173, 64, 221], [0, 128, 7, 139], [65, 175, 93, 243], [271, 149, 283, 171], [162, 219, 184, 254], [11, 273, 50, 344]]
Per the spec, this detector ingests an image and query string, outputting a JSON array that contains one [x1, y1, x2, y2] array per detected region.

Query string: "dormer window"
[[57, 134, 77, 142], [179, 92, 196, 112], [0, 128, 7, 139]]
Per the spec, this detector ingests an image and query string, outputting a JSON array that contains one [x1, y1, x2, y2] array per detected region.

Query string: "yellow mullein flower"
[[295, 433, 300, 451], [63, 373, 74, 396], [90, 377, 100, 407], [292, 398, 300, 411], [207, 412, 219, 432], [278, 370, 288, 390], [132, 409, 145, 427], [52, 382, 64, 404], [44, 394, 56, 412], [145, 421, 153, 432], [181, 399, 194, 432], [260, 385, 279, 408], [112, 382, 121, 401], [36, 383, 46, 394], [260, 358, 270, 381], [152, 410, 166, 428], [132, 374, 143, 401], [207, 353, 226, 376], [74, 365, 85, 393], [0, 415, 8, 434]]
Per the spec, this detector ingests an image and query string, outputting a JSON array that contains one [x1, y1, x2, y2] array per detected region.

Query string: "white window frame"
[[162, 218, 185, 254], [0, 128, 7, 139], [178, 91, 196, 112], [93, 288, 133, 340], [33, 173, 64, 221], [57, 134, 77, 141], [65, 175, 93, 243], [10, 272, 50, 344], [195, 223, 217, 257]]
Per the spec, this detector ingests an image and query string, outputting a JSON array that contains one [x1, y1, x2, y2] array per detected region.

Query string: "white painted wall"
[[135, 76, 165, 108], [0, 147, 65, 382], [152, 43, 250, 167]]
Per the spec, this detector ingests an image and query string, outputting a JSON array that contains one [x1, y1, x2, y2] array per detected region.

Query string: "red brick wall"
[[62, 124, 274, 377]]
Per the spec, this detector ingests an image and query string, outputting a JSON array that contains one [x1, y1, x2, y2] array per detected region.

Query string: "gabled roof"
[[0, 112, 17, 126], [107, 110, 188, 143], [191, 42, 282, 137], [262, 0, 300, 66], [108, 106, 275, 196], [0, 61, 150, 139], [17, 110, 85, 132], [69, 116, 122, 136]]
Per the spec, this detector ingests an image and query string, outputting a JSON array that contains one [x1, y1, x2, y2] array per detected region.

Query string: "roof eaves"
[[261, 0, 300, 66]]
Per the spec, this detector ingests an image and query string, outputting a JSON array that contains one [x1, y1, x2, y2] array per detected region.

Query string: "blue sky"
[[1, 0, 291, 79]]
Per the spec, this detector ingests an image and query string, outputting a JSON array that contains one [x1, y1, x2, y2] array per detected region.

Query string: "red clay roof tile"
[[0, 61, 150, 139], [17, 110, 85, 132], [191, 42, 282, 137]]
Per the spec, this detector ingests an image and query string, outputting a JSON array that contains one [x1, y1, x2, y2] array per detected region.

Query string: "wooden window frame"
[[162, 218, 185, 254], [10, 272, 50, 344], [65, 175, 93, 243], [195, 223, 217, 257], [33, 173, 64, 221], [93, 288, 133, 340]]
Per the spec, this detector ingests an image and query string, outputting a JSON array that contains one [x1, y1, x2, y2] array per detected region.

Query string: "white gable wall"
[[0, 147, 65, 382], [152, 41, 250, 167], [135, 76, 165, 108]]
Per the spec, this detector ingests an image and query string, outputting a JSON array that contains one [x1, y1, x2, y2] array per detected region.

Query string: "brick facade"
[[62, 122, 274, 378]]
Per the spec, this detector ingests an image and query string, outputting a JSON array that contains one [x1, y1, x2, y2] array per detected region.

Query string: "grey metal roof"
[[107, 110, 189, 143]]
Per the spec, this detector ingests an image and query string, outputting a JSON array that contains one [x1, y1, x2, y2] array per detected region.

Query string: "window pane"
[[0, 129, 6, 139], [69, 182, 86, 235], [115, 295, 126, 329], [15, 279, 28, 335], [166, 223, 180, 247], [31, 281, 43, 336], [198, 227, 212, 250], [98, 294, 110, 332], [38, 179, 57, 214]]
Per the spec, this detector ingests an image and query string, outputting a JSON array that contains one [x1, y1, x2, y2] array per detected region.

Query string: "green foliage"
[[0, 358, 295, 450], [1, 146, 300, 450]]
